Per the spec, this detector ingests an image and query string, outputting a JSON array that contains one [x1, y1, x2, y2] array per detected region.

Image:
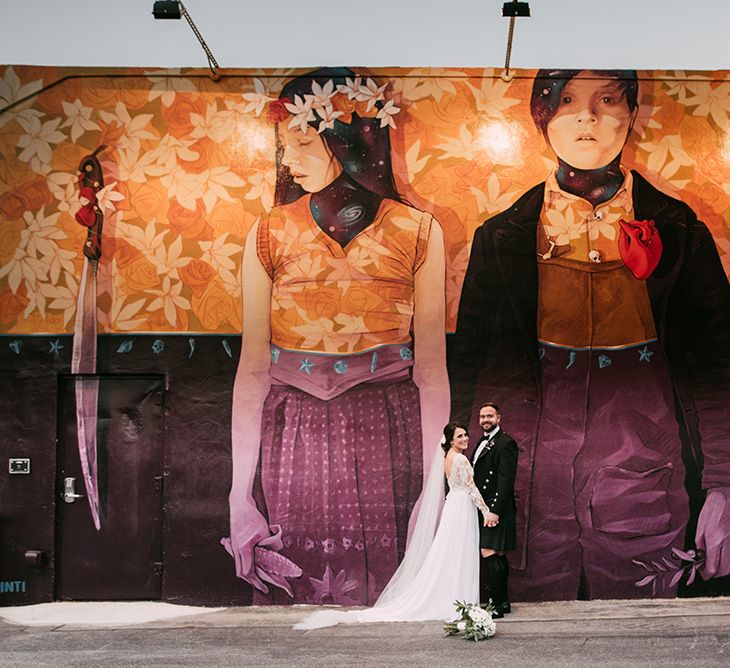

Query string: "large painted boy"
[[450, 69, 730, 600]]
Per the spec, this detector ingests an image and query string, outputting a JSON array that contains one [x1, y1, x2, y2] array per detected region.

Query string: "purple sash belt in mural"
[[268, 342, 415, 400]]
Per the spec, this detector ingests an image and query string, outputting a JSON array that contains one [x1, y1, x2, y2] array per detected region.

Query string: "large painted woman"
[[225, 69, 449, 604], [451, 70, 730, 601]]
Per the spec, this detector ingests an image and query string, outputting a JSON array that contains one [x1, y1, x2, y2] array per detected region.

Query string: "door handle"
[[63, 477, 85, 503]]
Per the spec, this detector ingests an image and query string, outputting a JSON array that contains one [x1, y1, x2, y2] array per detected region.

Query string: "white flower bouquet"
[[443, 600, 496, 641]]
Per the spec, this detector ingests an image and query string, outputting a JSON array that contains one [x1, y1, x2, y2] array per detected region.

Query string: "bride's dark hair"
[[442, 421, 468, 454]]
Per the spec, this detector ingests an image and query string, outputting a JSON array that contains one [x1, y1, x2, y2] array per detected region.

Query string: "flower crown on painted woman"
[[243, 77, 401, 134]]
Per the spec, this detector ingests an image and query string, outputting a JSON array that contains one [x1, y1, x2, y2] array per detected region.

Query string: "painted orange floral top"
[[256, 195, 433, 399], [537, 168, 657, 349]]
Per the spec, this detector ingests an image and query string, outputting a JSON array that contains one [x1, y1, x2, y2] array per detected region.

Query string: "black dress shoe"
[[490, 608, 505, 619], [501, 602, 512, 614]]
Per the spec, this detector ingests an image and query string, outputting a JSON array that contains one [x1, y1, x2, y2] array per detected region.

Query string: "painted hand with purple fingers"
[[695, 487, 730, 580], [221, 502, 301, 596]]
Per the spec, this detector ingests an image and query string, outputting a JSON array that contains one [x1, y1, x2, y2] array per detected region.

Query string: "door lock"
[[63, 477, 84, 503]]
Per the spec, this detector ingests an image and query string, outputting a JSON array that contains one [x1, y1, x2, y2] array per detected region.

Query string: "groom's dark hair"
[[480, 402, 500, 414]]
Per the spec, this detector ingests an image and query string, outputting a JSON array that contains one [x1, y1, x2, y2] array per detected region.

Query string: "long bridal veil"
[[294, 444, 446, 629]]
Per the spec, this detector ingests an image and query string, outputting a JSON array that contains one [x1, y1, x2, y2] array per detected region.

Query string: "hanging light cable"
[[501, 1, 531, 79], [152, 1, 221, 81]]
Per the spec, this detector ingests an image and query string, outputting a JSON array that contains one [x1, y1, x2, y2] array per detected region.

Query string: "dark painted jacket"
[[449, 171, 730, 569]]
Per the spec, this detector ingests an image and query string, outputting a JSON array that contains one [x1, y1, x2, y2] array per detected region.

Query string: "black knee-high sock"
[[483, 555, 504, 607], [479, 555, 492, 605], [498, 554, 510, 607]]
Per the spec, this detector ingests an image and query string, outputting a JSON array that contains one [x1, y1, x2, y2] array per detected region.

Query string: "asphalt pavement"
[[1, 597, 728, 667]]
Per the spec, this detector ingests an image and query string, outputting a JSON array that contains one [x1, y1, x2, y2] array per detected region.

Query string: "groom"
[[472, 403, 518, 618]]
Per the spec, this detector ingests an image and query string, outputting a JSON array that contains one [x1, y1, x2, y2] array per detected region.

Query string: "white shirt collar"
[[483, 426, 500, 440]]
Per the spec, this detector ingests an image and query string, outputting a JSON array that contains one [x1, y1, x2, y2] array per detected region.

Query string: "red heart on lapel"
[[618, 219, 662, 280]]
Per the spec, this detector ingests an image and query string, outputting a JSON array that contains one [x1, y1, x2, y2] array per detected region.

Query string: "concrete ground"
[[1, 598, 729, 667]]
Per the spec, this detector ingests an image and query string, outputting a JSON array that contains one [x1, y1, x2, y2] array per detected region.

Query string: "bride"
[[295, 422, 491, 629]]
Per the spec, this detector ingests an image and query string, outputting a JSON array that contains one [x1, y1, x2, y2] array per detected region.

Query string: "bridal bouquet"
[[443, 601, 496, 641]]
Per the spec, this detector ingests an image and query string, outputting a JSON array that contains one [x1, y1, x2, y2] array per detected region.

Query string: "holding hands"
[[484, 511, 500, 528]]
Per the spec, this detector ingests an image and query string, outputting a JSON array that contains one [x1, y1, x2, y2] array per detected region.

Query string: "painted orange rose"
[[177, 137, 211, 174], [0, 286, 29, 324], [118, 79, 153, 110], [162, 94, 207, 138], [192, 279, 234, 330], [167, 199, 213, 239], [179, 259, 216, 297], [0, 219, 24, 262], [293, 285, 341, 320], [121, 256, 159, 292], [36, 79, 84, 114], [209, 198, 250, 238], [330, 95, 358, 125], [0, 191, 31, 221], [79, 84, 120, 109], [0, 151, 32, 188], [51, 142, 90, 172], [129, 181, 169, 222]]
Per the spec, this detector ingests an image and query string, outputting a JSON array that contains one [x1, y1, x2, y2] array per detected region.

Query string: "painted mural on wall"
[[0, 65, 729, 605]]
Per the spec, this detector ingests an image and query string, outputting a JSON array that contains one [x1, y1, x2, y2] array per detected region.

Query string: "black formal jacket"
[[449, 171, 730, 569], [472, 429, 518, 523]]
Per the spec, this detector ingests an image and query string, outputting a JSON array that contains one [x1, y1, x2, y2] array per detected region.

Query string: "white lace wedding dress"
[[295, 452, 488, 629]]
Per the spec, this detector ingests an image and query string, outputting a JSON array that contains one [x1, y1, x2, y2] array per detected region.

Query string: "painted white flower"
[[466, 78, 521, 119], [99, 102, 157, 151], [683, 82, 730, 128], [47, 271, 79, 327], [16, 115, 66, 173], [116, 145, 159, 183], [543, 206, 587, 247], [145, 69, 197, 107], [96, 259, 147, 332], [0, 66, 43, 128], [241, 78, 276, 116], [47, 172, 80, 214], [95, 182, 125, 215], [470, 174, 519, 216], [160, 169, 205, 211], [117, 218, 168, 257], [336, 77, 362, 100], [284, 95, 315, 134], [398, 69, 463, 102], [376, 99, 400, 129], [199, 234, 240, 274], [637, 134, 694, 183], [309, 79, 336, 112], [316, 105, 344, 134], [244, 170, 276, 212], [147, 133, 200, 174], [435, 125, 477, 161], [146, 276, 191, 327], [405, 140, 431, 180], [151, 233, 191, 279], [0, 245, 48, 295], [356, 78, 387, 111], [190, 102, 236, 142], [61, 99, 100, 143]]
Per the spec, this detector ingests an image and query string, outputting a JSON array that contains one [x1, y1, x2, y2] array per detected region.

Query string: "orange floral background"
[[0, 66, 728, 334]]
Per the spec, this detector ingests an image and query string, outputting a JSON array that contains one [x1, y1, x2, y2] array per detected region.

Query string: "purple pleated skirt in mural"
[[254, 376, 423, 605]]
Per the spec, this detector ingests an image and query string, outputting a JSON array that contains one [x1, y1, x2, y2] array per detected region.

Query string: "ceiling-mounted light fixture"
[[501, 1, 531, 80], [152, 1, 221, 81]]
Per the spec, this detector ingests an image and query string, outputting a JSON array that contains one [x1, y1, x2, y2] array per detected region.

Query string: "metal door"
[[56, 374, 165, 600]]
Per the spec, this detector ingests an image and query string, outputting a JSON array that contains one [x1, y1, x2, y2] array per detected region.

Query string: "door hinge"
[[154, 561, 163, 576], [154, 475, 164, 491]]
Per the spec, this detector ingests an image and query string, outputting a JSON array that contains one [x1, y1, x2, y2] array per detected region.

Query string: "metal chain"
[[504, 15, 516, 77]]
